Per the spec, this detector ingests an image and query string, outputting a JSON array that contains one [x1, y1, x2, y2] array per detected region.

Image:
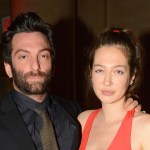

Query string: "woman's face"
[[91, 45, 133, 104]]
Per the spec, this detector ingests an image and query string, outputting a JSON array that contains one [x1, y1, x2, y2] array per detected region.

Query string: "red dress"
[[79, 109, 135, 150]]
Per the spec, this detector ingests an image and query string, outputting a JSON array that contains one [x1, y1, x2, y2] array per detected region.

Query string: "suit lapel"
[[50, 96, 81, 150], [0, 94, 36, 150]]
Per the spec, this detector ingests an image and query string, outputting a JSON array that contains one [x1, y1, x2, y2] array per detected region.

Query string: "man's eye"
[[19, 55, 27, 59], [42, 55, 48, 58], [39, 54, 50, 59]]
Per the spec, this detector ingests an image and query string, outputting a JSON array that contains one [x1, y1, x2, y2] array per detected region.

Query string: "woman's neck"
[[100, 99, 127, 123]]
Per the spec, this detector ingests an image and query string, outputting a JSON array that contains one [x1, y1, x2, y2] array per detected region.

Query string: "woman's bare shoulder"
[[78, 109, 98, 129], [134, 111, 150, 126], [133, 111, 150, 149], [134, 111, 150, 121], [78, 109, 95, 122]]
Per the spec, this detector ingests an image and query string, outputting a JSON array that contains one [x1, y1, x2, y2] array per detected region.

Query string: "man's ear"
[[4, 62, 12, 78]]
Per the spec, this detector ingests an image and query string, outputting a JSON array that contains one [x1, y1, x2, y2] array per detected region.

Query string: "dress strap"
[[108, 109, 135, 150], [79, 109, 100, 150]]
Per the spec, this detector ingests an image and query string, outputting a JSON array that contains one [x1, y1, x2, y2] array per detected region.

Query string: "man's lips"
[[27, 76, 44, 80]]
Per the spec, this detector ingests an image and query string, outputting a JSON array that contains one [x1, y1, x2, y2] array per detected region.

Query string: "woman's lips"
[[101, 90, 114, 96]]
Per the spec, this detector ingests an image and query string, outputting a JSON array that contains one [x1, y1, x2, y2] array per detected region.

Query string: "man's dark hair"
[[1, 12, 56, 65]]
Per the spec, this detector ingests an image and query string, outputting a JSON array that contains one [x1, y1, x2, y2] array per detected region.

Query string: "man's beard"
[[11, 67, 52, 95]]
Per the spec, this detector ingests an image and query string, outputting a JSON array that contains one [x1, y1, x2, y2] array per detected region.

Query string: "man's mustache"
[[24, 71, 47, 78]]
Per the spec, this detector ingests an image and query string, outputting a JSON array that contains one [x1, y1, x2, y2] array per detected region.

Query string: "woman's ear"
[[4, 62, 12, 78], [130, 75, 135, 85]]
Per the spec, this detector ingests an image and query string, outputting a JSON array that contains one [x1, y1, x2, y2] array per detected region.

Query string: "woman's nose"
[[103, 73, 112, 86]]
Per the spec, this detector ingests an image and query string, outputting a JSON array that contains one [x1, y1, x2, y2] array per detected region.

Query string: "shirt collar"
[[11, 90, 51, 113]]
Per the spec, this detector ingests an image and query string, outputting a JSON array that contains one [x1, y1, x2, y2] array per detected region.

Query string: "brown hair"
[[85, 27, 144, 99]]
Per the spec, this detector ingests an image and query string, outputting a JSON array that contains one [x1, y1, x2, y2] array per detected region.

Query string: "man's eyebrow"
[[114, 65, 127, 69], [39, 48, 51, 52], [14, 48, 51, 55], [14, 49, 29, 55]]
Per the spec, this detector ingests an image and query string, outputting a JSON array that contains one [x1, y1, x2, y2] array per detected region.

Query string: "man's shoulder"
[[49, 95, 82, 117], [0, 92, 13, 111]]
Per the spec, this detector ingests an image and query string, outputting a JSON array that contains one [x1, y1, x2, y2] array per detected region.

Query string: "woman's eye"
[[115, 70, 124, 75], [95, 69, 103, 73]]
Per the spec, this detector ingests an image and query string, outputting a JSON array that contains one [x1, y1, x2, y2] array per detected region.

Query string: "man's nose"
[[31, 57, 40, 72]]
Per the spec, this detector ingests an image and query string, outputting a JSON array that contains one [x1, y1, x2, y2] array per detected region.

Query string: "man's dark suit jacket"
[[0, 92, 81, 150]]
